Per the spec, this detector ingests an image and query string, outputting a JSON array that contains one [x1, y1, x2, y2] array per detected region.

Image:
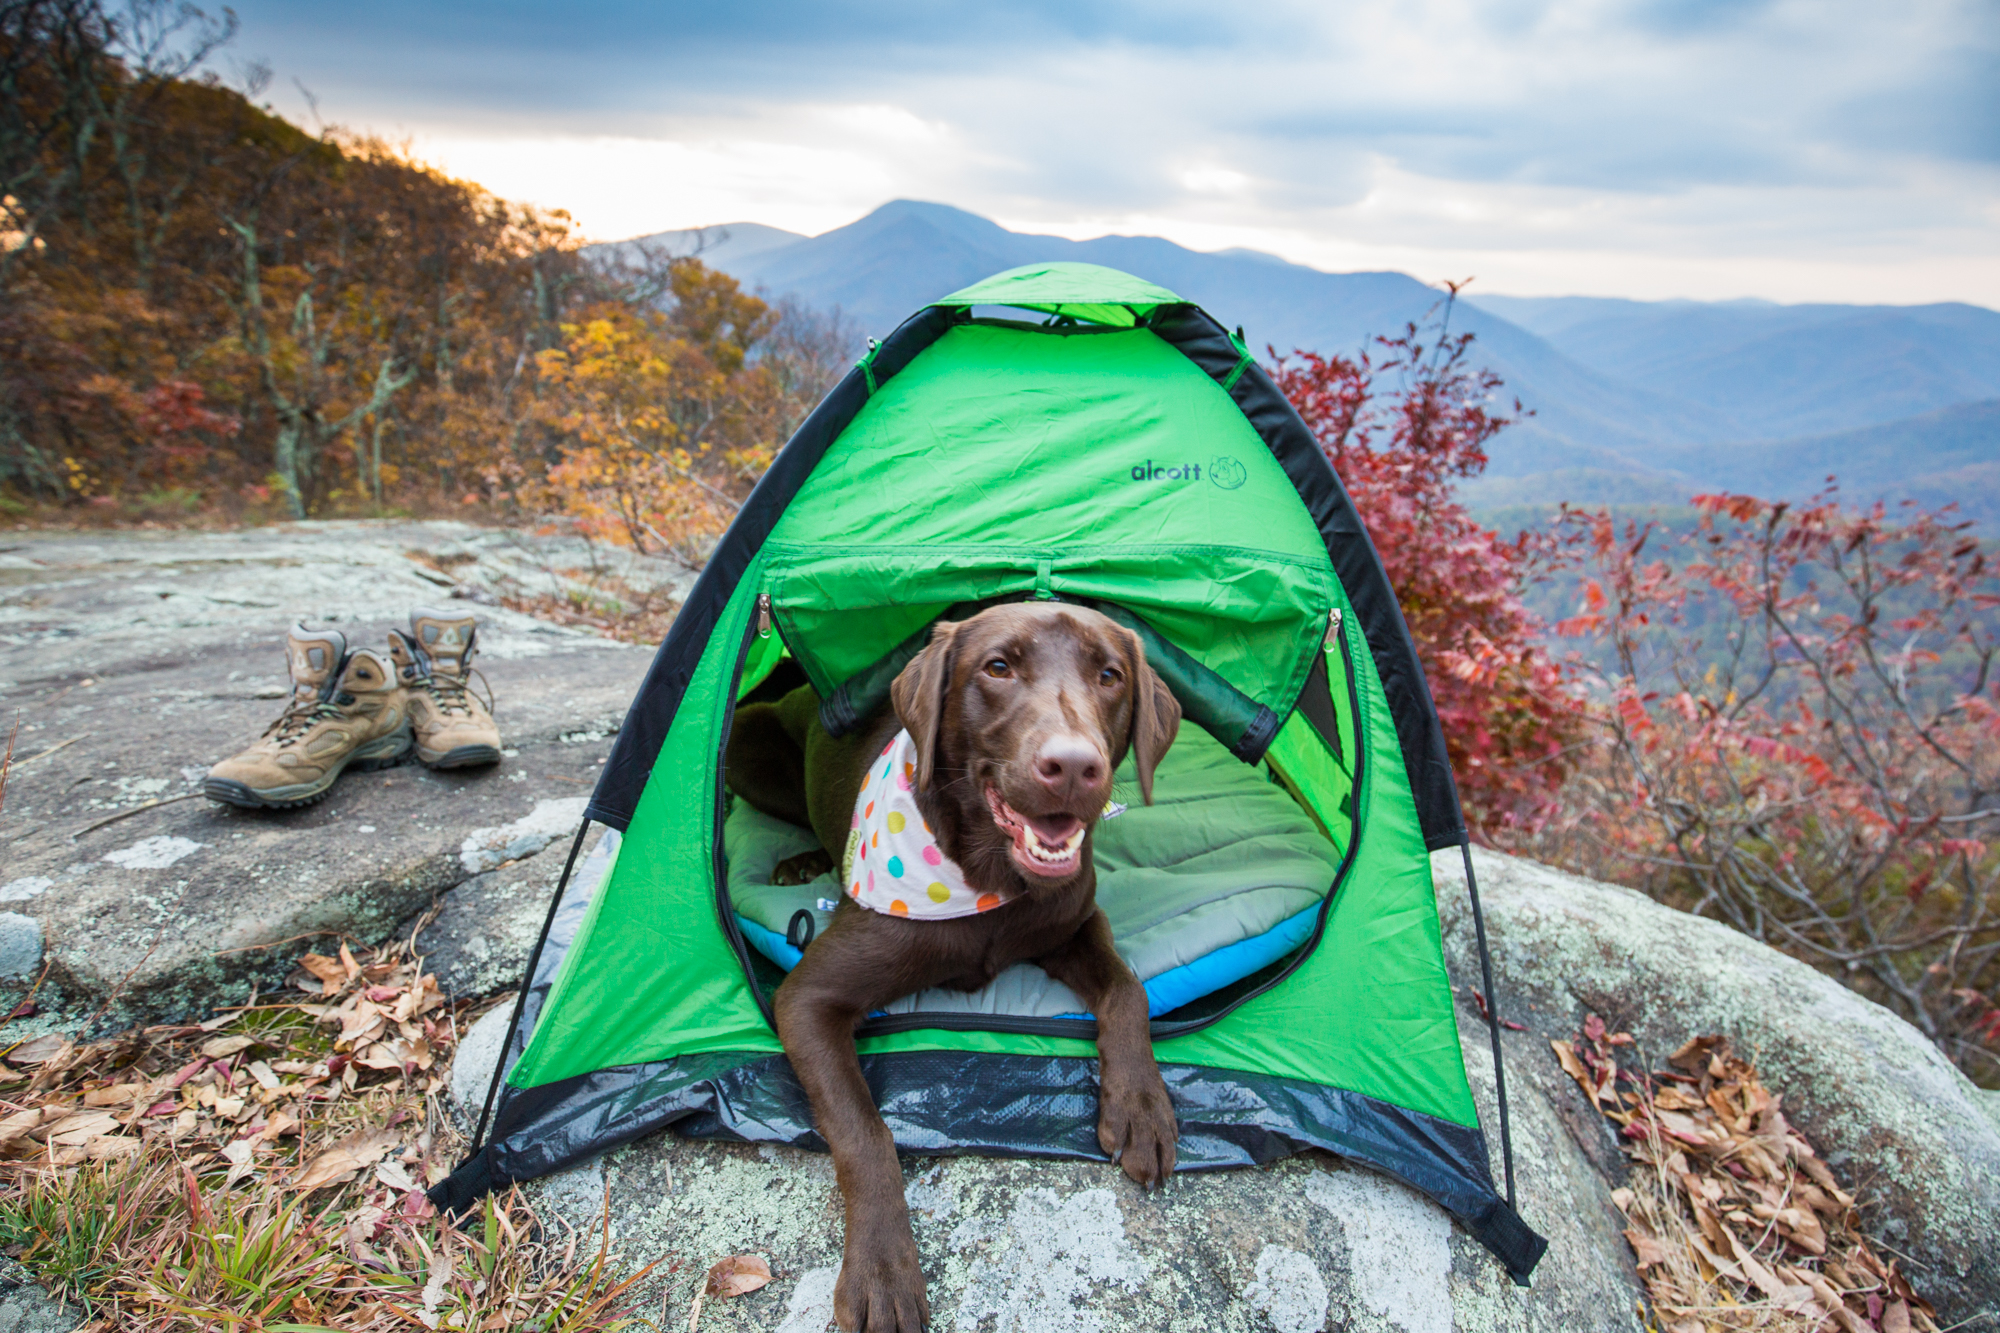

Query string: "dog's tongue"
[[986, 789, 1089, 879], [1026, 814, 1083, 848]]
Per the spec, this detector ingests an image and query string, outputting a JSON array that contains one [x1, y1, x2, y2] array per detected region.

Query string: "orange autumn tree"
[[532, 260, 781, 561]]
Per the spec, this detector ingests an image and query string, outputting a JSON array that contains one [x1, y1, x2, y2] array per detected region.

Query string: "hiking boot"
[[204, 626, 413, 809], [387, 608, 502, 769]]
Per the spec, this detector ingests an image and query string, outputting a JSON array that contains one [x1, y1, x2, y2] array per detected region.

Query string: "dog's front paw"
[[772, 849, 834, 886], [835, 1230, 930, 1333], [1099, 1072, 1178, 1189]]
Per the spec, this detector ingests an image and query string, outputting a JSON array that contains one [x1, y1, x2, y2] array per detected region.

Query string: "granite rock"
[[0, 523, 674, 1024], [1435, 846, 2000, 1326], [0, 1258, 81, 1333]]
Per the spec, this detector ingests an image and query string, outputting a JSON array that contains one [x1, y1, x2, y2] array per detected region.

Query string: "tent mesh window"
[[438, 264, 1547, 1284]]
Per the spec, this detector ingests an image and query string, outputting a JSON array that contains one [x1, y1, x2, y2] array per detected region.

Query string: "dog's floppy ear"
[[1123, 627, 1181, 805], [890, 619, 960, 792]]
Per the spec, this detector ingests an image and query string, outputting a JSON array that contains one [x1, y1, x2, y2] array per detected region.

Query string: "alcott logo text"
[[1129, 456, 1247, 489], [1130, 460, 1203, 482]]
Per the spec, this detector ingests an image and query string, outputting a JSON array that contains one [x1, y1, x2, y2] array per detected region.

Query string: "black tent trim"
[[437, 1047, 1543, 1284]]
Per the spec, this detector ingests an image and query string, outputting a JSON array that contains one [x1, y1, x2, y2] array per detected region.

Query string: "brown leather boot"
[[387, 608, 502, 769], [205, 626, 412, 809]]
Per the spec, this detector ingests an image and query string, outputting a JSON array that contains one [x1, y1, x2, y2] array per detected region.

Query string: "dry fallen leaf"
[[8, 1035, 67, 1065], [1623, 1227, 1668, 1269], [257, 1110, 299, 1142], [219, 1138, 258, 1188], [0, 1106, 61, 1147], [704, 1254, 773, 1299], [84, 1136, 139, 1161], [1549, 1039, 1590, 1088], [353, 1039, 413, 1072], [292, 1126, 400, 1190], [298, 953, 347, 996], [200, 1034, 256, 1059], [43, 1110, 119, 1146], [336, 1001, 387, 1046]]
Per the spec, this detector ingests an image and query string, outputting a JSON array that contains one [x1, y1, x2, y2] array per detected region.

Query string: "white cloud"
[[419, 131, 904, 240], [1179, 167, 1250, 196], [234, 0, 2000, 305]]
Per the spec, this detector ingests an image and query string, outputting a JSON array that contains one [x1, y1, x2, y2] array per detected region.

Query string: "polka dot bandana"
[[842, 729, 1018, 920]]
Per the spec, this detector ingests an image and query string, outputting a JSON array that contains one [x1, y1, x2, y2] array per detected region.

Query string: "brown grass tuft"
[[0, 934, 656, 1330]]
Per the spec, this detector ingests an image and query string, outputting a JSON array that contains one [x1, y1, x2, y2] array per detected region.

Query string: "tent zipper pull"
[[756, 593, 772, 639], [1324, 607, 1343, 647]]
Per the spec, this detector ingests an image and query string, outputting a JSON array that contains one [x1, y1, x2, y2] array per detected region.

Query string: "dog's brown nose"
[[1034, 735, 1107, 800]]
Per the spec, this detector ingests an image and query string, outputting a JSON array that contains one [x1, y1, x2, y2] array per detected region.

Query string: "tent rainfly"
[[431, 262, 1548, 1284]]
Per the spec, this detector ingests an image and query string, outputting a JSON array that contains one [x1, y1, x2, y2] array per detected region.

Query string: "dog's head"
[[890, 603, 1181, 887]]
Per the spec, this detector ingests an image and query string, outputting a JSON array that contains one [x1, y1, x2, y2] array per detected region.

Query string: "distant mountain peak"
[[829, 199, 1023, 246]]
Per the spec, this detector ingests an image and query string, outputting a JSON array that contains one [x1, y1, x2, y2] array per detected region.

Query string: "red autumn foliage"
[[1536, 490, 2000, 1080], [1270, 295, 1585, 839], [136, 380, 239, 442]]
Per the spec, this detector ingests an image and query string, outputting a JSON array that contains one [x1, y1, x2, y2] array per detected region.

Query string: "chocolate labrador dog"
[[724, 602, 1182, 1333]]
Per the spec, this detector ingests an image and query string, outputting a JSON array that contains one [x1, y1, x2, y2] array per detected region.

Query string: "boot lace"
[[264, 694, 342, 745], [422, 666, 494, 718]]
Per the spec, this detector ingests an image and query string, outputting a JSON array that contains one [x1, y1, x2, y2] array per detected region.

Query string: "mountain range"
[[609, 201, 2000, 522]]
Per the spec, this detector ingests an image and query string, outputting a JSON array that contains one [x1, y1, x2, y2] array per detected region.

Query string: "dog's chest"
[[936, 887, 1098, 993]]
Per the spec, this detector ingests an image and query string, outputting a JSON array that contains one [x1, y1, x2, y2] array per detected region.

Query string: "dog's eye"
[[984, 658, 1011, 678], [1099, 666, 1123, 687]]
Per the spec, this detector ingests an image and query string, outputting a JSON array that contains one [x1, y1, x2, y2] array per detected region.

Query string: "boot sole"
[[418, 743, 503, 770], [203, 728, 414, 809]]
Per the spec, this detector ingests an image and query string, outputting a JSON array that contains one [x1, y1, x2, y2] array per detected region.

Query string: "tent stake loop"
[[1462, 838, 1516, 1212], [470, 818, 592, 1156]]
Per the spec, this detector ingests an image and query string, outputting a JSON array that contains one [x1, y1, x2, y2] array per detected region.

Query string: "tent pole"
[[470, 818, 592, 1157], [1461, 838, 1516, 1212]]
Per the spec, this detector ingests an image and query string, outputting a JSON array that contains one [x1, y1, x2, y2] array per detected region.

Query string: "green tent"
[[433, 263, 1546, 1282]]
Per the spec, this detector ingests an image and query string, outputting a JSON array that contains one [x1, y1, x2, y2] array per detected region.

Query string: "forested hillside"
[[0, 0, 843, 545]]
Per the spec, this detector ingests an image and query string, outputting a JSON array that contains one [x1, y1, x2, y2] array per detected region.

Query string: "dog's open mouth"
[[986, 788, 1087, 879]]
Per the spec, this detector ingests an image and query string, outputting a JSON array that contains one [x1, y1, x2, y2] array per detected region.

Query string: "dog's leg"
[[1037, 909, 1179, 1187], [725, 699, 813, 829], [775, 942, 930, 1333]]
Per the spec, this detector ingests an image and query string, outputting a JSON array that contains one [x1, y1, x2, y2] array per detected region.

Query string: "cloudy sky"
[[224, 0, 1998, 305]]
